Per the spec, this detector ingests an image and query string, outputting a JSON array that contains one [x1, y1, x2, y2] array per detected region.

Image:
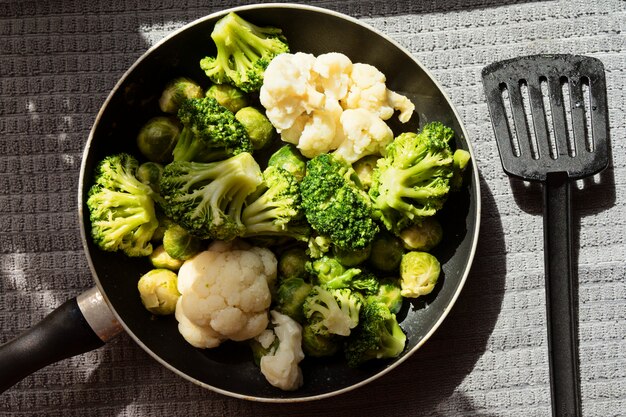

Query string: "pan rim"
[[77, 2, 482, 403]]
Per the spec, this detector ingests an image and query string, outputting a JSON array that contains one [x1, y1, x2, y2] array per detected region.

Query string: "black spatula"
[[481, 54, 609, 417]]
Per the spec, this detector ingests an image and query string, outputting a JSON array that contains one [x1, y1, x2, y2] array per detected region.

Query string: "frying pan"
[[0, 3, 481, 401]]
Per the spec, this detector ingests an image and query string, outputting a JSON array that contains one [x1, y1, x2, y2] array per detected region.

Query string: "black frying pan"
[[0, 4, 481, 401]]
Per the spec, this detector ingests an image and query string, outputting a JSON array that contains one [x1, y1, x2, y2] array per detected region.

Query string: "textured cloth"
[[1, 0, 625, 416]]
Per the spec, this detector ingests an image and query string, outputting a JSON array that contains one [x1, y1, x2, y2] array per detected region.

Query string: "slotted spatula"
[[481, 54, 609, 417]]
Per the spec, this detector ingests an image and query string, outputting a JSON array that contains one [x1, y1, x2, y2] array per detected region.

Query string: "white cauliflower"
[[260, 52, 323, 132], [334, 108, 394, 163], [259, 310, 305, 391], [313, 52, 352, 100], [281, 99, 345, 158], [260, 52, 414, 160], [175, 240, 277, 349], [341, 63, 415, 122]]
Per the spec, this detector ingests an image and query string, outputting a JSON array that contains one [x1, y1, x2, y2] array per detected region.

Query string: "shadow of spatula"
[[481, 54, 609, 417]]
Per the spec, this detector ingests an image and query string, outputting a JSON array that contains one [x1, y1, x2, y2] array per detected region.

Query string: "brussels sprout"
[[136, 162, 164, 195], [332, 245, 371, 267], [163, 224, 202, 261], [235, 106, 275, 150], [368, 278, 403, 314], [136, 116, 180, 163], [267, 144, 307, 182], [275, 277, 312, 323], [149, 245, 184, 271], [369, 232, 405, 272], [301, 324, 340, 357], [399, 251, 441, 298], [137, 269, 180, 315], [352, 155, 379, 190], [278, 247, 309, 280], [151, 213, 174, 244], [205, 83, 249, 113], [398, 217, 443, 252], [159, 77, 204, 114]]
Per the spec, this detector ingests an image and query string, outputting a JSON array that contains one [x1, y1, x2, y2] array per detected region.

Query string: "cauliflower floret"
[[342, 63, 390, 118], [175, 240, 277, 347], [260, 52, 323, 131], [313, 52, 352, 100], [259, 310, 305, 391], [261, 52, 414, 160], [175, 298, 224, 348], [290, 100, 345, 159], [261, 52, 343, 159], [334, 108, 394, 163], [342, 63, 415, 122]]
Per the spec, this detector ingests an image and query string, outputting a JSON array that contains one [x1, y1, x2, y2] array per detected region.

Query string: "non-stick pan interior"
[[80, 5, 480, 401]]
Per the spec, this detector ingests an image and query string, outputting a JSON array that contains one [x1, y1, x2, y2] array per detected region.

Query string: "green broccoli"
[[369, 122, 457, 234], [241, 166, 310, 241], [87, 153, 159, 257], [172, 97, 252, 162], [200, 12, 289, 93], [332, 244, 372, 267], [306, 234, 332, 259], [307, 256, 379, 295], [300, 153, 379, 251], [344, 300, 406, 367], [159, 152, 262, 240], [303, 286, 362, 337]]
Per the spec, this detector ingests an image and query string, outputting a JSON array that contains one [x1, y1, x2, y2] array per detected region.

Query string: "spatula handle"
[[543, 172, 581, 417]]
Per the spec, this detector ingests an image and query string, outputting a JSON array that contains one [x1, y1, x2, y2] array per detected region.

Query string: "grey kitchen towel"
[[1, 0, 625, 416]]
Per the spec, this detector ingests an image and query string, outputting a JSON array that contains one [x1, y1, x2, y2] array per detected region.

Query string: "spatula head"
[[482, 54, 609, 181]]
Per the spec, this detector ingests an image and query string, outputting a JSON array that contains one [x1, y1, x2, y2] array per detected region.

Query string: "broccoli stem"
[[172, 128, 203, 162]]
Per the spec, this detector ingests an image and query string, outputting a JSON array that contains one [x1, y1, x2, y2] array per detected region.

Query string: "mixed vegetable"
[[86, 12, 471, 391]]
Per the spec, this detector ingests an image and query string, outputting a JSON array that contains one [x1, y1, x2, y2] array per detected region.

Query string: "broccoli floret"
[[159, 152, 263, 240], [344, 300, 406, 367], [369, 122, 457, 234], [303, 286, 362, 337], [200, 12, 290, 93], [172, 97, 252, 162], [87, 153, 159, 257], [307, 234, 332, 259], [307, 256, 379, 295], [300, 153, 379, 251], [241, 166, 310, 241]]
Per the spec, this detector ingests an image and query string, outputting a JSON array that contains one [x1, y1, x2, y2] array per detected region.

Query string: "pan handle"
[[0, 287, 122, 393]]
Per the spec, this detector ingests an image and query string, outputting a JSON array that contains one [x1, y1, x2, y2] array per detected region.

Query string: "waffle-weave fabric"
[[1, 1, 624, 416]]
